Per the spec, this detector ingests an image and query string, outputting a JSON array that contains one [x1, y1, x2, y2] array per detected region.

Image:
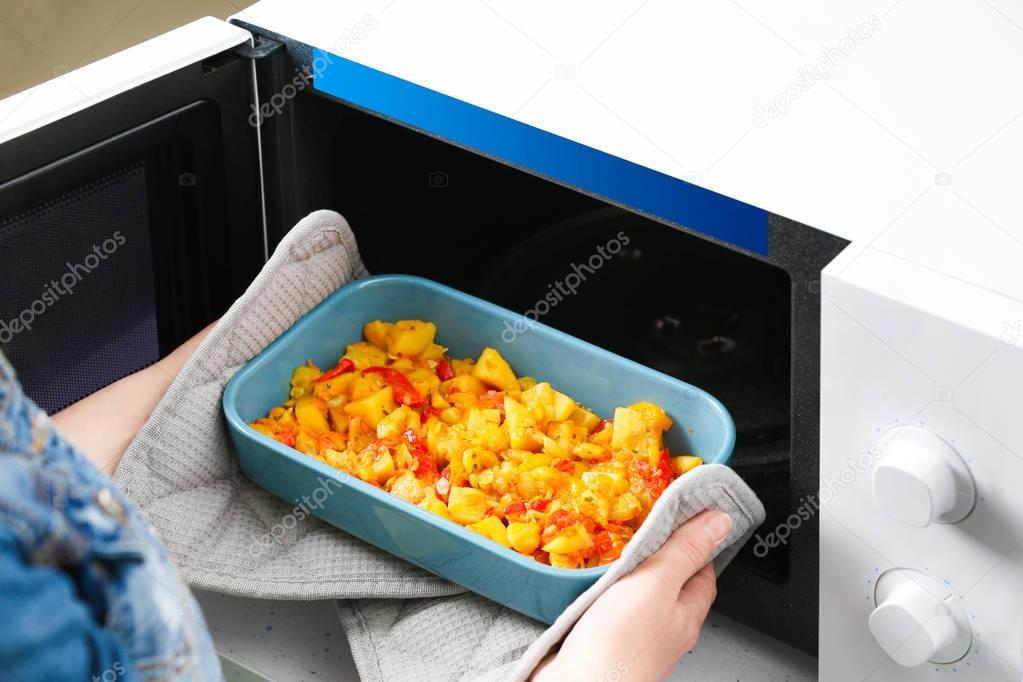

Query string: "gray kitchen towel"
[[114, 209, 462, 600], [112, 209, 766, 679], [335, 464, 764, 682]]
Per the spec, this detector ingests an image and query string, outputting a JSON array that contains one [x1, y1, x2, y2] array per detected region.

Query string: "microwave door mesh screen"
[[0, 163, 159, 413]]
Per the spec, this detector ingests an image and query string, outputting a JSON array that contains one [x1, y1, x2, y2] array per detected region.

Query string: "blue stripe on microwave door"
[[310, 48, 769, 256]]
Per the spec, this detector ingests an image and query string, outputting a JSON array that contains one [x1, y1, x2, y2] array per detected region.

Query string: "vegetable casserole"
[[250, 320, 702, 568]]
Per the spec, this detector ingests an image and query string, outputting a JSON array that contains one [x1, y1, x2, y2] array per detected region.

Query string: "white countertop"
[[197, 590, 816, 681]]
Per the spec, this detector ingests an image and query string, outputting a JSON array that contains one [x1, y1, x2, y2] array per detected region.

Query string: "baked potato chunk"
[[472, 347, 518, 391]]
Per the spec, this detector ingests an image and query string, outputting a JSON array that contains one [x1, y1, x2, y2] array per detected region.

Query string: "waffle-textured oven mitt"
[[336, 463, 765, 682], [111, 210, 766, 681]]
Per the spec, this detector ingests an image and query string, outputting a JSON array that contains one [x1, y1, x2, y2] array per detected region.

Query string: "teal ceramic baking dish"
[[223, 274, 735, 623]]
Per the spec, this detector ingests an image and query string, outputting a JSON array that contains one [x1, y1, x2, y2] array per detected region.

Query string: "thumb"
[[641, 510, 732, 592]]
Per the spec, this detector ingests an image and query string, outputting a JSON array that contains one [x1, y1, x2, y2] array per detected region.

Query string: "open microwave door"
[[0, 18, 265, 414]]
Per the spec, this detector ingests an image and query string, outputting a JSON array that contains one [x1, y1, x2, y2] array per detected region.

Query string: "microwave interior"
[[0, 32, 847, 655]]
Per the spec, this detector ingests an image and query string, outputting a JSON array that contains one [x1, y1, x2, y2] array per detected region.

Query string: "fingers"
[[675, 564, 718, 652], [679, 563, 717, 619], [641, 510, 732, 592]]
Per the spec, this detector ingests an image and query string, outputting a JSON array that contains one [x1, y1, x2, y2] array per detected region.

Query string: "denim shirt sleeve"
[[0, 353, 222, 682], [0, 529, 134, 681]]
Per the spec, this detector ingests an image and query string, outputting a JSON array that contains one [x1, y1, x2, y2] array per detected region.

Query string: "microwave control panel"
[[820, 244, 1023, 680]]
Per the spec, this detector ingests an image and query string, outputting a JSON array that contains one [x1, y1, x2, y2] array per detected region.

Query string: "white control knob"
[[872, 427, 975, 526], [869, 569, 971, 667]]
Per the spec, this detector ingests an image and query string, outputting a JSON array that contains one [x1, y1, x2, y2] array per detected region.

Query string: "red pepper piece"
[[637, 449, 675, 503], [554, 459, 575, 473], [547, 509, 575, 529], [403, 428, 425, 453], [420, 406, 443, 421], [364, 366, 425, 406], [528, 498, 550, 512], [596, 530, 623, 562], [504, 501, 527, 515], [656, 449, 674, 486], [436, 467, 451, 502], [403, 429, 436, 477], [592, 419, 613, 434], [314, 357, 356, 383], [275, 430, 296, 448], [436, 357, 454, 381]]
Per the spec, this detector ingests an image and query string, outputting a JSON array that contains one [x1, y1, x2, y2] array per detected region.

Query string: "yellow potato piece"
[[345, 342, 388, 369], [542, 523, 595, 555], [551, 391, 576, 422], [419, 496, 451, 520], [451, 358, 475, 376], [376, 405, 412, 439], [507, 521, 540, 555], [463, 448, 499, 473], [609, 406, 644, 450], [445, 374, 487, 396], [363, 321, 393, 350], [609, 402, 671, 453], [521, 382, 555, 421], [349, 374, 384, 400], [313, 371, 358, 401], [520, 452, 553, 470], [387, 470, 425, 504], [610, 492, 642, 523], [517, 376, 538, 391], [419, 343, 447, 361], [504, 396, 541, 451], [671, 455, 703, 475], [294, 396, 330, 433], [387, 320, 437, 357], [440, 407, 462, 424], [472, 347, 519, 392], [327, 407, 348, 433], [573, 442, 609, 462], [343, 386, 395, 428], [467, 516, 511, 547], [569, 406, 601, 432], [371, 450, 396, 483], [447, 486, 488, 524], [295, 430, 319, 456], [250, 422, 275, 439], [291, 365, 322, 388], [629, 401, 673, 431]]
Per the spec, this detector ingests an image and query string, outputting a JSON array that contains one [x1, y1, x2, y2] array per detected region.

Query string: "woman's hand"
[[533, 510, 732, 682]]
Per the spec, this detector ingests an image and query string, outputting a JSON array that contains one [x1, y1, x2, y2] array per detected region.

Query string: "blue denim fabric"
[[0, 353, 222, 682]]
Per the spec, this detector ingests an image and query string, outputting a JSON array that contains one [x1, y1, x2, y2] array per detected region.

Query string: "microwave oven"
[[1, 5, 1020, 679]]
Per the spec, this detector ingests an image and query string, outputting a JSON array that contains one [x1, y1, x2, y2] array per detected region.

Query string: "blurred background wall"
[[0, 0, 238, 99]]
